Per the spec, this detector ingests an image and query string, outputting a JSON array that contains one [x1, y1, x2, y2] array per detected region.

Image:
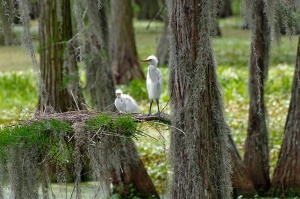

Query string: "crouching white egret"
[[140, 55, 162, 116], [114, 89, 139, 113]]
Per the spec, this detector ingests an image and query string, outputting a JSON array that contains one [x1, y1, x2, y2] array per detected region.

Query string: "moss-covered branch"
[[34, 110, 171, 123], [0, 110, 170, 198], [0, 111, 172, 159]]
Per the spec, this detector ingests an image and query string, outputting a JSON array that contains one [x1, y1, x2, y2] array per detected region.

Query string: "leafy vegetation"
[[138, 139, 169, 194], [86, 113, 140, 138], [0, 71, 37, 123], [111, 183, 158, 199], [0, 119, 72, 159], [0, 17, 298, 196]]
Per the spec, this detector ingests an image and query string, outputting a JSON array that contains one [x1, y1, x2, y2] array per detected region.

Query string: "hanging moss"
[[0, 111, 168, 198], [0, 112, 148, 163]]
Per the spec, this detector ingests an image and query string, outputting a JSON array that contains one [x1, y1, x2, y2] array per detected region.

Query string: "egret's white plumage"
[[140, 55, 162, 115], [114, 89, 139, 113]]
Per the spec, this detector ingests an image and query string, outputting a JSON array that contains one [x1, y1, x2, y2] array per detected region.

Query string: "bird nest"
[[0, 110, 171, 198], [33, 110, 171, 123], [0, 110, 172, 161]]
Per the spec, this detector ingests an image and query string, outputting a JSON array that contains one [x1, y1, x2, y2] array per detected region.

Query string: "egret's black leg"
[[148, 99, 153, 115], [156, 99, 160, 117]]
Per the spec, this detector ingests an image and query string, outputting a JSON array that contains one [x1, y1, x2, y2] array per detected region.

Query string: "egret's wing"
[[125, 98, 132, 112], [115, 98, 125, 112], [146, 69, 151, 89], [157, 69, 163, 92], [124, 96, 139, 113]]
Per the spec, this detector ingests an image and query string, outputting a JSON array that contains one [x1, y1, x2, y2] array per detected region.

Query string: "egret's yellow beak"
[[140, 58, 151, 62]]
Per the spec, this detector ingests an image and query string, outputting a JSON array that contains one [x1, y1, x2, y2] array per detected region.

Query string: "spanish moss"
[[18, 0, 47, 110], [167, 1, 232, 198]]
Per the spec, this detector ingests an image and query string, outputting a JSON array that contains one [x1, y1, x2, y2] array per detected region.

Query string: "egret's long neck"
[[148, 64, 158, 81], [149, 64, 157, 70]]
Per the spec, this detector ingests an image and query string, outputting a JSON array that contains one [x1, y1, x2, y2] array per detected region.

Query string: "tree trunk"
[[83, 0, 115, 111], [29, 1, 39, 20], [228, 130, 257, 197], [0, 0, 14, 45], [38, 0, 84, 112], [111, 139, 159, 198], [135, 0, 161, 20], [156, 14, 169, 66], [271, 37, 300, 197], [82, 1, 159, 197], [110, 0, 145, 84], [244, 0, 271, 194], [218, 0, 233, 18], [167, 1, 232, 198], [214, 18, 222, 37]]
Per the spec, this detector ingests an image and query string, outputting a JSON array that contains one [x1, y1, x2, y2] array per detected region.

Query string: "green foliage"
[[120, 79, 149, 101], [134, 20, 163, 60], [85, 113, 113, 130], [138, 141, 168, 194], [217, 65, 249, 103], [0, 119, 72, 159], [269, 186, 300, 198], [110, 183, 137, 199], [86, 114, 140, 139], [111, 183, 159, 199], [0, 71, 37, 122], [215, 17, 299, 67], [0, 18, 299, 196], [217, 64, 293, 175], [213, 36, 250, 67], [131, 1, 140, 18], [113, 115, 138, 137], [231, 0, 242, 16]]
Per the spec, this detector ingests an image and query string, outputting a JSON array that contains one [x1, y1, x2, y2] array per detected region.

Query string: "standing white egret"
[[114, 89, 139, 113], [140, 55, 162, 115]]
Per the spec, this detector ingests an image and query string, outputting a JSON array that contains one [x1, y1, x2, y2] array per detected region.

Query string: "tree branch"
[[34, 110, 171, 124]]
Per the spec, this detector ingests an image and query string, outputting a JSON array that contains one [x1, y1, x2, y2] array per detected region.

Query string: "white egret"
[[140, 55, 162, 116], [114, 89, 139, 113]]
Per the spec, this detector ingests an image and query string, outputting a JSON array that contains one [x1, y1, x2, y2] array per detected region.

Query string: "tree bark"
[[110, 0, 145, 84], [83, 0, 115, 111], [29, 1, 39, 20], [38, 0, 84, 112], [228, 131, 257, 197], [82, 1, 159, 197], [0, 0, 14, 46], [218, 0, 233, 18], [213, 18, 222, 37], [111, 139, 159, 198], [156, 14, 169, 66], [244, 0, 271, 194], [271, 37, 300, 197], [168, 1, 232, 198]]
